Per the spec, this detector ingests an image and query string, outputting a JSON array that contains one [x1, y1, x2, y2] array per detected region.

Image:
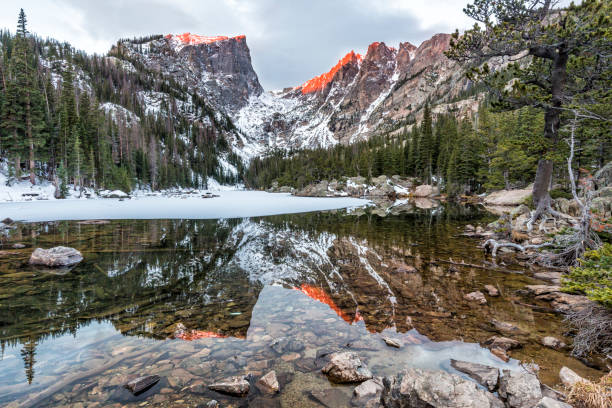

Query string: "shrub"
[[562, 243, 612, 307], [550, 188, 573, 200]]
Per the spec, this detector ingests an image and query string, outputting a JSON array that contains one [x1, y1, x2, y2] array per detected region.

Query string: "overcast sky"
[[2, 0, 476, 90]]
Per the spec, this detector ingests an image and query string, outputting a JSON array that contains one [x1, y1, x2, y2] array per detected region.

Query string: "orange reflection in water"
[[294, 284, 362, 324]]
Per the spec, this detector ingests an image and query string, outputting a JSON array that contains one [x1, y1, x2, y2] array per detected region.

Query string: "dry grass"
[[567, 372, 612, 408]]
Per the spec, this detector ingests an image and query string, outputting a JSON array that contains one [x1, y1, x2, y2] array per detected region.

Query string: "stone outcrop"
[[321, 351, 373, 383], [29, 246, 83, 267]]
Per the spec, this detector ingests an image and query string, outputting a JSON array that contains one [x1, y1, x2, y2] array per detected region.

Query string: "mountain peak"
[[165, 33, 246, 45], [301, 51, 362, 95]]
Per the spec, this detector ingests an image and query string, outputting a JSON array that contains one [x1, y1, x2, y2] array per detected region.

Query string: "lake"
[[0, 198, 603, 407]]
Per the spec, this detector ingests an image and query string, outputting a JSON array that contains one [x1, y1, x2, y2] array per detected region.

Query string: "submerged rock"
[[208, 376, 250, 396], [124, 375, 160, 394], [352, 377, 384, 407], [381, 368, 504, 407], [498, 369, 542, 408], [256, 370, 279, 393], [322, 351, 373, 383], [450, 359, 499, 391], [382, 337, 401, 348], [29, 246, 83, 267], [490, 319, 526, 335]]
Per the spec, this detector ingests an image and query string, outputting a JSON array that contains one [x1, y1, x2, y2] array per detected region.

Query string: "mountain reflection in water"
[[0, 205, 603, 406]]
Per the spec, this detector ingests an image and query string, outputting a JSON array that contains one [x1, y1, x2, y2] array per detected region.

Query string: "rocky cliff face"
[[233, 33, 479, 152], [112, 32, 480, 159], [113, 33, 263, 113]]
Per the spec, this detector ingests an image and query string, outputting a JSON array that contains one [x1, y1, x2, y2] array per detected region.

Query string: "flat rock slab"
[[450, 359, 499, 391], [322, 351, 372, 383], [29, 246, 83, 267], [209, 376, 250, 396], [124, 375, 160, 394]]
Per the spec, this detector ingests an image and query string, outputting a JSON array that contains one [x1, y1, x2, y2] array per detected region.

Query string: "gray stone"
[[465, 291, 487, 304], [124, 375, 160, 394], [382, 337, 401, 348], [499, 369, 542, 408], [322, 351, 373, 383], [256, 370, 279, 393], [381, 368, 504, 408], [29, 246, 83, 267], [559, 366, 589, 388], [352, 377, 384, 407], [484, 285, 499, 297], [490, 319, 526, 335], [535, 397, 572, 408], [208, 376, 250, 396], [483, 336, 522, 351], [450, 359, 499, 391], [413, 184, 439, 197], [540, 337, 566, 350], [206, 400, 219, 408]]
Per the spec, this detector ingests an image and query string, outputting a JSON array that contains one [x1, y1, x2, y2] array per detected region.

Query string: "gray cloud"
[[1, 0, 474, 89]]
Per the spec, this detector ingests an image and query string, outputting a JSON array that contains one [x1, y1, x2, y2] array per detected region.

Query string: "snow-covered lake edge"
[[0, 191, 370, 222]]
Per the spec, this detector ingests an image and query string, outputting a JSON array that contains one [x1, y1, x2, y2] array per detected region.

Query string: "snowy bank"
[[0, 191, 369, 222]]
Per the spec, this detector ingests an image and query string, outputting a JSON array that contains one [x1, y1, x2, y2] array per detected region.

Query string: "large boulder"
[[484, 187, 532, 206], [450, 360, 499, 391], [381, 368, 504, 408], [29, 246, 83, 267], [413, 184, 439, 197], [322, 351, 373, 383], [498, 369, 542, 408]]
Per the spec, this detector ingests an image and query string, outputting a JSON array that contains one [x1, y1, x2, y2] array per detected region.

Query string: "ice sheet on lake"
[[0, 191, 369, 222]]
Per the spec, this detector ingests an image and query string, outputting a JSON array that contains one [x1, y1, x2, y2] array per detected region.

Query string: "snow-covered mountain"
[[110, 32, 482, 161]]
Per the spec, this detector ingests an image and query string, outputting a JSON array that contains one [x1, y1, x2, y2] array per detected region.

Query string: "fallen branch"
[[483, 239, 553, 257]]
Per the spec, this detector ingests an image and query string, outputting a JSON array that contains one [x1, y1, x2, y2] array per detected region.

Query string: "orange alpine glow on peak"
[[301, 51, 362, 94], [166, 33, 245, 45]]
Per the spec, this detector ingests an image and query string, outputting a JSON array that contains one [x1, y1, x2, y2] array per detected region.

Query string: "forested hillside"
[[0, 10, 242, 196], [246, 102, 610, 195]]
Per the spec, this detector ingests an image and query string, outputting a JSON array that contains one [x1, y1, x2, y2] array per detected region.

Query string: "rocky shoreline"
[[267, 175, 441, 200]]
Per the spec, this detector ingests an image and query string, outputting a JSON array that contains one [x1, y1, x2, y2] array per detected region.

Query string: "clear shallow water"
[[0, 205, 603, 407]]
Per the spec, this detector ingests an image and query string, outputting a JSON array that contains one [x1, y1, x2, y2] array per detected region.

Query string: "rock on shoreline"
[[29, 246, 83, 267]]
